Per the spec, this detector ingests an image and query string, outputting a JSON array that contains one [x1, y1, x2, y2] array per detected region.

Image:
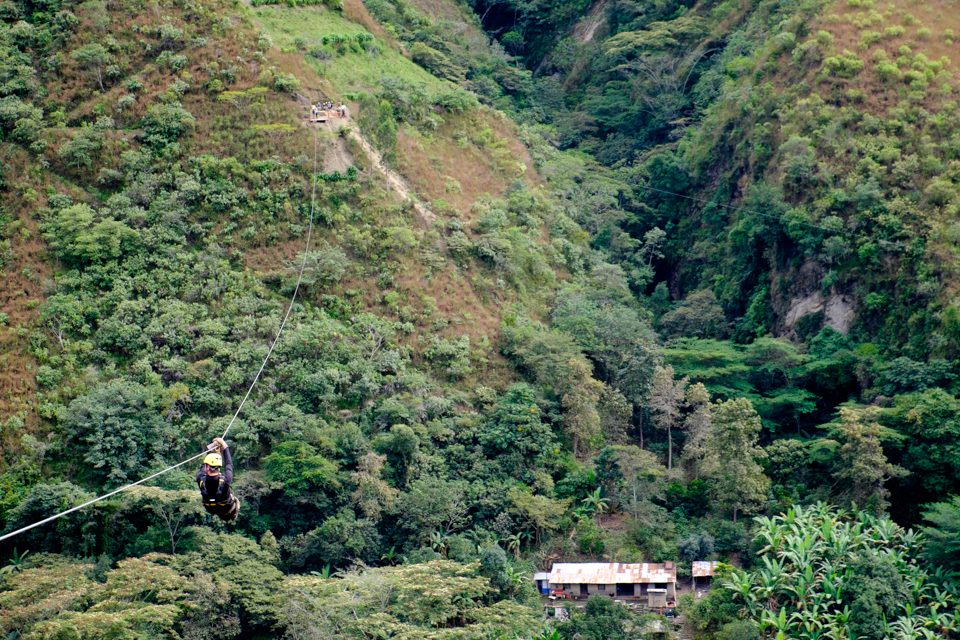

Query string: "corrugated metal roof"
[[548, 562, 676, 584], [534, 573, 550, 580], [692, 561, 720, 577]]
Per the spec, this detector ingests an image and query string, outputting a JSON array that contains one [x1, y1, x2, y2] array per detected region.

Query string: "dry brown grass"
[[0, 149, 59, 436], [342, 0, 404, 52], [396, 107, 540, 225], [405, 0, 473, 23], [785, 0, 960, 116]]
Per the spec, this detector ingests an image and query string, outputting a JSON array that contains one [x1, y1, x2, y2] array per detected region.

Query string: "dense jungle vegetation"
[[1, 0, 960, 636]]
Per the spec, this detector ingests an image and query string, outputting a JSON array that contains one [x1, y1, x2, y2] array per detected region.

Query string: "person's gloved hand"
[[212, 437, 228, 450]]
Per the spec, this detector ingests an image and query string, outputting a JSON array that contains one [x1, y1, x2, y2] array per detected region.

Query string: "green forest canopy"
[[0, 0, 958, 637]]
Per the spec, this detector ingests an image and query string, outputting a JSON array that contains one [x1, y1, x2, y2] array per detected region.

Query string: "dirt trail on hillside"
[[295, 93, 436, 227]]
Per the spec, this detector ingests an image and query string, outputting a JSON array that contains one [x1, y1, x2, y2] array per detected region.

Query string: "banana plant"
[[760, 606, 790, 635], [723, 570, 760, 618], [380, 547, 399, 566], [580, 487, 609, 517], [505, 533, 522, 559], [728, 503, 958, 640], [430, 528, 451, 556], [0, 548, 30, 575]]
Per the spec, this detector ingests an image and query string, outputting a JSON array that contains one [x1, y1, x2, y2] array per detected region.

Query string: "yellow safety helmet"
[[203, 452, 223, 467]]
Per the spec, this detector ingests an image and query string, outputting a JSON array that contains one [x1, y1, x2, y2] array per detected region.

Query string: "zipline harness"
[[0, 119, 323, 544]]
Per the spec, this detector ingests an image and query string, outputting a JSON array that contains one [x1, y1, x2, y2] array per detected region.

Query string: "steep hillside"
[[491, 0, 960, 355], [2, 0, 960, 638], [0, 0, 627, 636]]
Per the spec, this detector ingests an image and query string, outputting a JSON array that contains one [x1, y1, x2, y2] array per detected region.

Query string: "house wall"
[[548, 581, 676, 599]]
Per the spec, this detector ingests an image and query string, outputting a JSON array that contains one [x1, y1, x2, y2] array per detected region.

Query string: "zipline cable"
[[219, 121, 320, 440], [0, 121, 323, 545], [0, 452, 208, 543]]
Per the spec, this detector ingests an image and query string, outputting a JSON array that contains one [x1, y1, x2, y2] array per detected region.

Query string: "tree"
[[506, 487, 570, 544], [550, 284, 657, 384], [559, 358, 604, 458], [921, 495, 960, 571], [659, 290, 728, 339], [681, 382, 712, 477], [831, 406, 907, 512], [558, 594, 631, 640], [704, 398, 769, 522], [70, 43, 111, 90], [395, 476, 470, 543], [605, 445, 667, 523], [279, 560, 544, 639], [41, 203, 139, 265], [142, 102, 196, 145], [372, 417, 419, 475], [887, 389, 960, 514], [284, 243, 350, 291], [168, 530, 283, 628], [289, 509, 381, 569], [63, 379, 176, 486], [678, 532, 715, 561], [351, 453, 398, 523], [648, 365, 688, 469], [57, 127, 103, 169], [481, 383, 554, 462], [125, 487, 204, 554], [616, 339, 664, 449], [262, 440, 340, 498]]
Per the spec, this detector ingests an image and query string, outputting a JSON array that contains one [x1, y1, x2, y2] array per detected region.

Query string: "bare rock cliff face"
[[778, 260, 855, 336]]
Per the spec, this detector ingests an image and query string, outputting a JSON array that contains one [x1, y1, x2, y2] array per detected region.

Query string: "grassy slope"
[[254, 2, 550, 334], [0, 0, 564, 458]]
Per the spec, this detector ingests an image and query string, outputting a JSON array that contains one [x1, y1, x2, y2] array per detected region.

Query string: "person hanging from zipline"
[[197, 437, 240, 522]]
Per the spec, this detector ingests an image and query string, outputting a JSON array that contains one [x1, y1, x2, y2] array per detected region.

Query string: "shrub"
[[925, 179, 957, 206], [773, 32, 796, 52], [116, 94, 135, 112], [58, 127, 102, 168], [142, 102, 195, 145], [272, 73, 300, 93], [858, 30, 881, 50], [823, 51, 865, 78], [410, 42, 466, 83], [425, 335, 472, 379], [256, 30, 273, 51]]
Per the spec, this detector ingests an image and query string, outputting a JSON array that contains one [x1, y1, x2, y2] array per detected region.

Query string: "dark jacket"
[[197, 446, 235, 515]]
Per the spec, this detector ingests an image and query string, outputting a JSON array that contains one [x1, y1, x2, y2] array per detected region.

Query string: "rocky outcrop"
[[783, 291, 855, 335]]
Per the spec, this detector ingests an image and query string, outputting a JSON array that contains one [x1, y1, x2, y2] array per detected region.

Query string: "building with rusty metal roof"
[[546, 562, 676, 600], [692, 560, 720, 577], [692, 560, 720, 593]]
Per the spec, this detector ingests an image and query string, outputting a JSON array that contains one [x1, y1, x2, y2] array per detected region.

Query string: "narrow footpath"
[[295, 93, 437, 228]]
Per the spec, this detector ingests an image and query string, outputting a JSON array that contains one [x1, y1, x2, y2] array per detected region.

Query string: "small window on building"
[[598, 584, 606, 591]]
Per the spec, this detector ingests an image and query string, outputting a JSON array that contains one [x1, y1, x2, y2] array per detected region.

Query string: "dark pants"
[[205, 495, 241, 522]]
